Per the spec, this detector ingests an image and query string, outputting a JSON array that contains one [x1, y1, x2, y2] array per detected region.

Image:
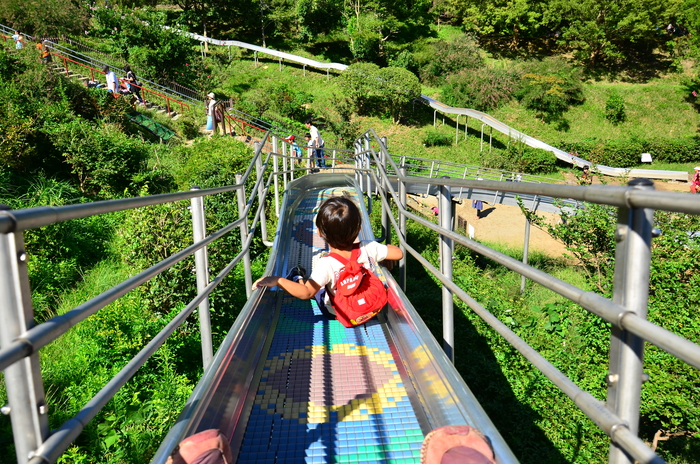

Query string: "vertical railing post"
[[189, 188, 213, 369], [606, 179, 655, 464], [438, 181, 454, 363], [0, 206, 50, 464], [281, 141, 288, 191], [272, 135, 280, 218], [364, 134, 372, 197], [254, 142, 268, 243], [236, 174, 253, 298], [399, 166, 407, 291], [426, 161, 435, 196], [455, 114, 460, 145], [379, 139, 390, 245], [520, 216, 531, 294], [355, 142, 363, 191]]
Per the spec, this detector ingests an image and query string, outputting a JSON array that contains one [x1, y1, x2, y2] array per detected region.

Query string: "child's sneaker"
[[286, 266, 306, 283]]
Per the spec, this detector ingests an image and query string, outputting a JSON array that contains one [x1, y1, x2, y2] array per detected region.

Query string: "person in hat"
[[206, 92, 217, 134], [287, 135, 302, 165], [691, 166, 700, 194]]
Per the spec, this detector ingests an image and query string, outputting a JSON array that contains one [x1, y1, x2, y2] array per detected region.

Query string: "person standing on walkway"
[[691, 166, 700, 194], [206, 92, 219, 135], [12, 32, 23, 49], [305, 118, 326, 168], [103, 65, 117, 93]]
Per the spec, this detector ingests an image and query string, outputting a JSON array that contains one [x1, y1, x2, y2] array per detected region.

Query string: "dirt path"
[[406, 173, 691, 259], [407, 195, 571, 259]]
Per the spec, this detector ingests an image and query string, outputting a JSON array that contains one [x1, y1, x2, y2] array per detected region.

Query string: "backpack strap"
[[327, 244, 361, 266]]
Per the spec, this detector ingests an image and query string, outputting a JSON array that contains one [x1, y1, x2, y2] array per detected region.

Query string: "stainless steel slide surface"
[[152, 173, 518, 464]]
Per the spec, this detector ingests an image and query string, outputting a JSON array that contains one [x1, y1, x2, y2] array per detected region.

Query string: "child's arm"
[[384, 244, 403, 261], [252, 276, 321, 300]]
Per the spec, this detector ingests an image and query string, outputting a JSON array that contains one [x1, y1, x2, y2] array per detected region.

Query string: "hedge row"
[[558, 137, 700, 168]]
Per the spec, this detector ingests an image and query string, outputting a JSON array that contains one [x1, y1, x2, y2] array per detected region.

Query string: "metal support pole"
[[426, 161, 435, 196], [480, 124, 485, 153], [380, 147, 390, 245], [306, 146, 312, 175], [520, 217, 531, 294], [272, 136, 280, 218], [489, 127, 493, 153], [190, 188, 213, 369], [493, 173, 503, 204], [455, 115, 459, 145], [399, 167, 407, 291], [0, 208, 50, 464], [606, 179, 655, 464], [236, 174, 253, 298], [354, 142, 363, 191], [438, 182, 454, 363], [364, 135, 372, 196], [433, 110, 437, 127], [282, 142, 288, 190], [254, 142, 268, 242]]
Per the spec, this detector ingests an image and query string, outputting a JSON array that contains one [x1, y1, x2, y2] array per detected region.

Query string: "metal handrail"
[[46, 45, 190, 114], [354, 128, 699, 464], [0, 131, 275, 463]]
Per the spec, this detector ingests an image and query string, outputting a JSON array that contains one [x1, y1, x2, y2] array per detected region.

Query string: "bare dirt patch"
[[407, 195, 572, 260]]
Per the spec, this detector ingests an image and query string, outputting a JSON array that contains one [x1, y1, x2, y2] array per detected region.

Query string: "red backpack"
[[327, 245, 388, 327]]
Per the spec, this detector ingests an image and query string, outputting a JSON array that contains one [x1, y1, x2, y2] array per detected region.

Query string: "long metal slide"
[[149, 173, 516, 464]]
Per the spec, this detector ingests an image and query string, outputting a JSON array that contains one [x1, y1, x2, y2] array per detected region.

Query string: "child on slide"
[[252, 195, 403, 321]]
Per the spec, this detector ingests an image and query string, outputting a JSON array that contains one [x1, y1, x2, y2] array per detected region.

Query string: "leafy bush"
[[560, 137, 700, 167], [337, 63, 420, 123], [336, 62, 383, 116], [516, 72, 585, 120], [517, 147, 557, 173], [376, 67, 421, 123], [388, 49, 417, 72], [515, 57, 585, 121], [441, 66, 521, 111], [423, 128, 453, 147], [605, 93, 627, 125], [175, 116, 201, 140], [49, 120, 149, 195], [416, 36, 484, 85]]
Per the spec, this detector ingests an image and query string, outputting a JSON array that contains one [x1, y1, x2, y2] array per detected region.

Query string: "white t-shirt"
[[309, 240, 388, 305], [309, 125, 324, 147], [105, 71, 117, 92]]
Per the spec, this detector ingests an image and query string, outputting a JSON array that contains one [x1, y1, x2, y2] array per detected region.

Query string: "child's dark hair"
[[316, 196, 362, 250]]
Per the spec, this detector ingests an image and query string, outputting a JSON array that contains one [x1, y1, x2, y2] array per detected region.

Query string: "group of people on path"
[[282, 119, 326, 169], [11, 31, 51, 64], [101, 65, 144, 105]]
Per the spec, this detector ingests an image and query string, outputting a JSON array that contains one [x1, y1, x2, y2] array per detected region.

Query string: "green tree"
[[376, 66, 421, 123], [447, 0, 551, 47], [0, 0, 89, 36], [545, 0, 667, 65]]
